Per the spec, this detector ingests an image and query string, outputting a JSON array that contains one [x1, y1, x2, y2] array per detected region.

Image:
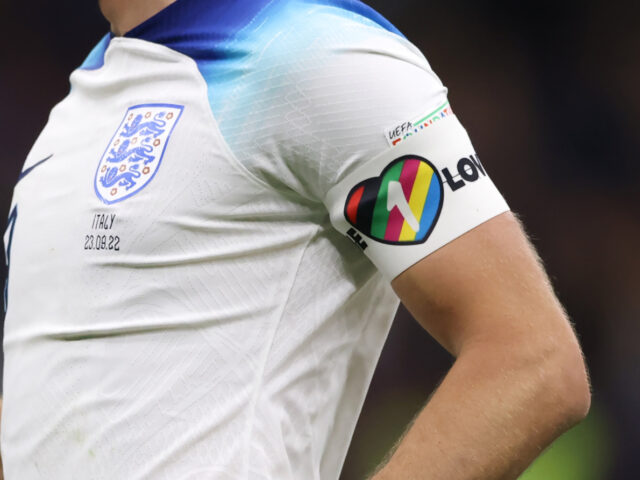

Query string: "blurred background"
[[0, 0, 637, 478]]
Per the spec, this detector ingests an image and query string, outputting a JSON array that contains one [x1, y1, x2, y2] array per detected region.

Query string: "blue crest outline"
[[94, 103, 185, 205]]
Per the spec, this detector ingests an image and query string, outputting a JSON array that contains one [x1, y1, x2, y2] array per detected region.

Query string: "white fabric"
[[2, 11, 507, 480], [325, 116, 509, 279]]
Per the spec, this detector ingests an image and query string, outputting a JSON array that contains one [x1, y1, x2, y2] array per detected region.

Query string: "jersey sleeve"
[[215, 7, 509, 279], [311, 34, 508, 279], [323, 115, 509, 280]]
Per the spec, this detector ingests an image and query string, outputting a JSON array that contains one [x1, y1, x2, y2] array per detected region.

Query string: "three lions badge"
[[95, 103, 184, 204]]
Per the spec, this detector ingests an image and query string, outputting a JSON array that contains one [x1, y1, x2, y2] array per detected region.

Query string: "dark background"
[[1, 1, 638, 478]]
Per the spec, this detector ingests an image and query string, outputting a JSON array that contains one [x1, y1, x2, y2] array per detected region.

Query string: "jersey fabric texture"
[[2, 0, 508, 479]]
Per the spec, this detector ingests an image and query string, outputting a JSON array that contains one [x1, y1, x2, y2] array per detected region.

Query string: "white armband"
[[324, 114, 509, 280]]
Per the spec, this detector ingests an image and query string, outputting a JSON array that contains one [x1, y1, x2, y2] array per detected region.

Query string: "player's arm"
[[370, 212, 590, 479], [255, 14, 589, 475]]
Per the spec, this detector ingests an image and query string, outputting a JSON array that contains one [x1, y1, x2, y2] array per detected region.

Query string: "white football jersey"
[[2, 0, 508, 479]]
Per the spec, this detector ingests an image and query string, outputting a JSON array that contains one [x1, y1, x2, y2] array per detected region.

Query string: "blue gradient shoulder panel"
[[124, 0, 402, 51], [114, 0, 404, 119], [80, 0, 402, 70], [309, 0, 402, 36], [78, 0, 405, 145]]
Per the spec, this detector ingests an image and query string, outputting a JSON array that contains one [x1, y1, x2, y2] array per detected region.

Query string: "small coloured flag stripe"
[[371, 161, 404, 239], [399, 161, 433, 241], [346, 185, 364, 224], [384, 159, 420, 241]]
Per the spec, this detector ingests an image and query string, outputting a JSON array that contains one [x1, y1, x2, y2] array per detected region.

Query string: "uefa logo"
[[94, 103, 184, 204]]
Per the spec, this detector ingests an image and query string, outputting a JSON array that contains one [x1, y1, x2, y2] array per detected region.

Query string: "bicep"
[[391, 212, 575, 357]]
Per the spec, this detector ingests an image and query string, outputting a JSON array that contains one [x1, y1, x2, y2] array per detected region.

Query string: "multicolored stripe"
[[345, 156, 443, 244]]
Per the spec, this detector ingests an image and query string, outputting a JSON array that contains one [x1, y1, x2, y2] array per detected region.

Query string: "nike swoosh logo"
[[18, 154, 53, 182]]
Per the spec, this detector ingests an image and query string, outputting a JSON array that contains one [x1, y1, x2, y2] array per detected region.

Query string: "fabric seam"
[[241, 225, 320, 479]]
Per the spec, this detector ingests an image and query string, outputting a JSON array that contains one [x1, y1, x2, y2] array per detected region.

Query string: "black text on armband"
[[441, 154, 487, 191], [83, 213, 121, 252]]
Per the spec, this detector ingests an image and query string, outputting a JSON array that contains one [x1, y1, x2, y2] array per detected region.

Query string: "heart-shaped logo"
[[344, 155, 444, 245]]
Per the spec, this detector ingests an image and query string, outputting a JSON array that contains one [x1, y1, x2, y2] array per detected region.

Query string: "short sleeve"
[[214, 6, 509, 279], [323, 115, 509, 280]]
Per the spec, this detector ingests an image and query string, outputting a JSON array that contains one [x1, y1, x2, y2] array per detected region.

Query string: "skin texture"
[[99, 0, 177, 36], [371, 212, 590, 479]]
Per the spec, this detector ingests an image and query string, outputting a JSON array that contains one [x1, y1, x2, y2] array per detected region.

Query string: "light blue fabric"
[[79, 33, 111, 70], [79, 0, 403, 114]]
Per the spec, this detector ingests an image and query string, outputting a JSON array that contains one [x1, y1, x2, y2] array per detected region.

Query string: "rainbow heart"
[[344, 156, 444, 245]]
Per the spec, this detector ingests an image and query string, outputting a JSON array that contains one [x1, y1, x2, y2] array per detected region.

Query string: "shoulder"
[[212, 1, 447, 199]]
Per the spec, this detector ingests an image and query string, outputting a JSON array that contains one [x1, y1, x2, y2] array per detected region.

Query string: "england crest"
[[94, 103, 184, 204]]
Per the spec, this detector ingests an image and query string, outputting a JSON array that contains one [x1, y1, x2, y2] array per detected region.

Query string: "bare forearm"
[[371, 341, 589, 480]]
